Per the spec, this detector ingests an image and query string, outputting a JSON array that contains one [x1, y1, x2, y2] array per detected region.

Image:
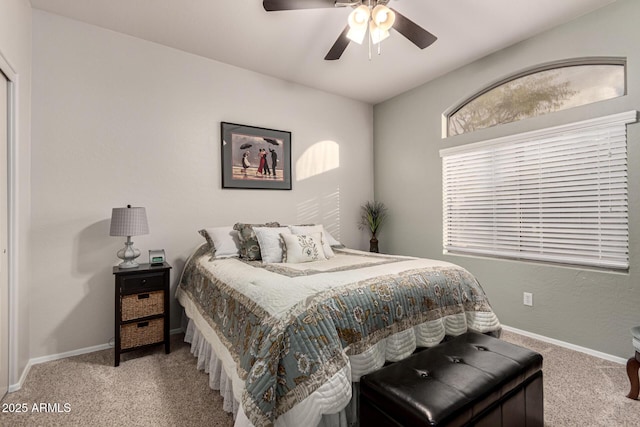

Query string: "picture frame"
[[221, 122, 292, 190]]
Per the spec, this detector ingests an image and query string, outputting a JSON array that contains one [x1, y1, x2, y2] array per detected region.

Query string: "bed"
[[175, 224, 501, 427]]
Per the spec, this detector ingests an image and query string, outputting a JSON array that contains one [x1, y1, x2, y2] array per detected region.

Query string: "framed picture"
[[221, 122, 292, 190]]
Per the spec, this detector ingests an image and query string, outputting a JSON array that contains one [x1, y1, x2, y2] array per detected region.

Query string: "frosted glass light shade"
[[347, 5, 370, 44], [371, 5, 395, 31], [370, 21, 390, 44]]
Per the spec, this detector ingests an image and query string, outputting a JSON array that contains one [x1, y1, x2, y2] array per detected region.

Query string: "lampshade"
[[110, 206, 149, 237], [110, 205, 149, 269], [370, 21, 391, 44], [347, 5, 370, 44], [371, 5, 395, 31]]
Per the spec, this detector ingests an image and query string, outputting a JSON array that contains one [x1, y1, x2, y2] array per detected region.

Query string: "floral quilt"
[[176, 246, 501, 427]]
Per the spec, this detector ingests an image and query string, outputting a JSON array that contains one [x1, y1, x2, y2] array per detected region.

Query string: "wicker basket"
[[121, 290, 164, 321], [120, 318, 164, 350]]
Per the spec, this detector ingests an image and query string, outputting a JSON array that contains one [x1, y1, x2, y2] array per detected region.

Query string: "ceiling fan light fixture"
[[346, 5, 370, 44], [263, 0, 437, 61], [371, 5, 395, 31]]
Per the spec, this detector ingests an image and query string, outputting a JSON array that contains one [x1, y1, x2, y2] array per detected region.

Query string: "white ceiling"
[[29, 0, 617, 104]]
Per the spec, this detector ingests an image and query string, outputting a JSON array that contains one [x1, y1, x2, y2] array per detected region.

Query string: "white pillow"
[[281, 232, 327, 263], [288, 224, 335, 258], [253, 227, 291, 263], [323, 229, 343, 247], [199, 227, 241, 259]]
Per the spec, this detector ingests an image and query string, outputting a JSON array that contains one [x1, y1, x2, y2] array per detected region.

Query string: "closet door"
[[0, 70, 8, 399]]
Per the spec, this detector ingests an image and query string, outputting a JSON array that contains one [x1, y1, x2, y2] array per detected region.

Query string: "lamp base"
[[116, 239, 141, 269], [117, 259, 140, 269]]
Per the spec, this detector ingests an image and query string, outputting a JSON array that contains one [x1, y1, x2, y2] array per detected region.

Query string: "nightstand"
[[113, 262, 172, 366]]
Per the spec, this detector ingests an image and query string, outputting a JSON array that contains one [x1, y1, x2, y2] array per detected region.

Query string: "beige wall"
[[30, 11, 374, 360], [0, 0, 32, 387], [374, 0, 640, 359]]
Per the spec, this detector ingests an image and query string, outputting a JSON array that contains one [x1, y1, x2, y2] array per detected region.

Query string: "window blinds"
[[440, 111, 637, 270]]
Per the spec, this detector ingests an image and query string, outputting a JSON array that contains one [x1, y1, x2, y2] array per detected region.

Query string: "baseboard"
[[8, 341, 111, 392], [8, 328, 186, 392], [8, 361, 31, 393], [502, 325, 627, 365], [10, 326, 622, 392]]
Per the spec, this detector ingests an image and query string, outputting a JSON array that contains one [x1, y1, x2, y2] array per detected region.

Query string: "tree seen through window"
[[447, 62, 625, 136]]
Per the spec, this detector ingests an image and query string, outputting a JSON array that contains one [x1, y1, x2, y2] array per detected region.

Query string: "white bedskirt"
[[182, 310, 355, 427]]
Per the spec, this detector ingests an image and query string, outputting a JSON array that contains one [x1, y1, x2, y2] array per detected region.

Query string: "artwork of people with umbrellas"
[[221, 122, 291, 190], [232, 133, 283, 181]]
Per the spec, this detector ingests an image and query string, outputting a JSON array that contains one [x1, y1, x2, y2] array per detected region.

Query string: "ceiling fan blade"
[[390, 8, 437, 49], [324, 26, 350, 60], [263, 0, 337, 11]]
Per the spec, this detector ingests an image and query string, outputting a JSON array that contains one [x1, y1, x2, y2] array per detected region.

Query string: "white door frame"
[[0, 49, 19, 391]]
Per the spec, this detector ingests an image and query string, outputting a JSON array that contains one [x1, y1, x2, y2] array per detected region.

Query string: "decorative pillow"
[[281, 232, 327, 263], [288, 224, 335, 258], [253, 226, 291, 263], [198, 227, 241, 259], [233, 222, 280, 260], [323, 229, 343, 248]]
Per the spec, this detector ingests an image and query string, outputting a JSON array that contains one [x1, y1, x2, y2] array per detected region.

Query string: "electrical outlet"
[[523, 292, 533, 307]]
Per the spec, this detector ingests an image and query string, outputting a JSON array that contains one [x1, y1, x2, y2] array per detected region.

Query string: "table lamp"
[[109, 205, 149, 268]]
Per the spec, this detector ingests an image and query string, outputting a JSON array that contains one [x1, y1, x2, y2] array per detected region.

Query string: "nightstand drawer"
[[120, 318, 164, 350], [121, 290, 164, 321], [121, 272, 163, 293]]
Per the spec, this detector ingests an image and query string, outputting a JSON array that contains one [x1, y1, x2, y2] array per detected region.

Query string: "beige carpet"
[[1, 330, 639, 426], [0, 335, 234, 427], [501, 329, 640, 426]]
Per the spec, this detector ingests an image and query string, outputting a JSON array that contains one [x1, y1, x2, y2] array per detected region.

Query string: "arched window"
[[445, 58, 626, 137]]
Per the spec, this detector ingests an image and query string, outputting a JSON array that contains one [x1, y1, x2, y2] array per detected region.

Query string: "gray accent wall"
[[373, 0, 640, 359]]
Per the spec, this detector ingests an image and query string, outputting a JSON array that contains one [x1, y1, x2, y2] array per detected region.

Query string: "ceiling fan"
[[263, 0, 437, 60]]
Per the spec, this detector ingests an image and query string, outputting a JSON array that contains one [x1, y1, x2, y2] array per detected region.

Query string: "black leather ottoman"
[[360, 332, 543, 426]]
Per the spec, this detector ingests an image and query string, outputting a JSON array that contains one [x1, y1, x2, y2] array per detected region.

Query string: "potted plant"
[[358, 201, 388, 253]]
